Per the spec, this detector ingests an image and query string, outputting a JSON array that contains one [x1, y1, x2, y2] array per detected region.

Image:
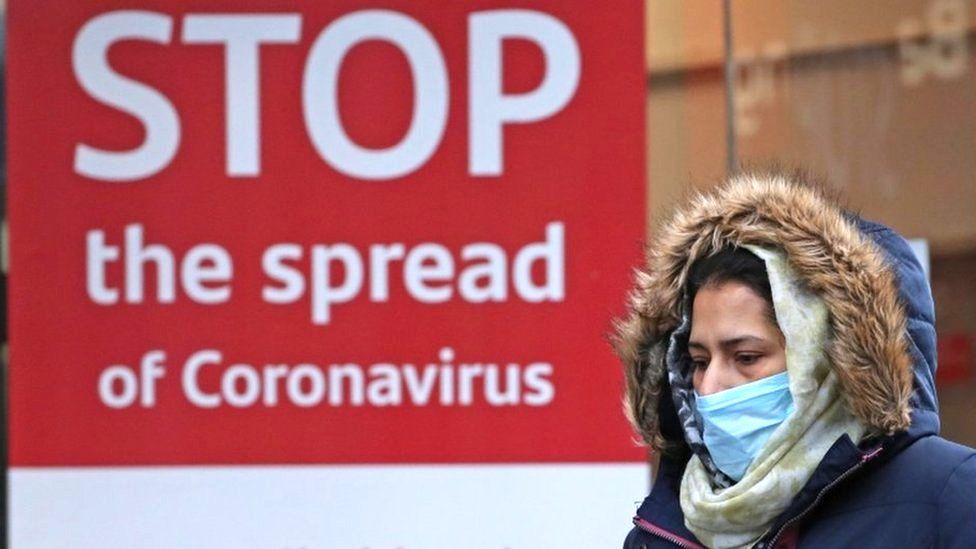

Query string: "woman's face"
[[689, 281, 787, 396]]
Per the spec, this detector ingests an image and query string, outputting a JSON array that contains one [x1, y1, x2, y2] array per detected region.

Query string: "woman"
[[615, 171, 975, 548]]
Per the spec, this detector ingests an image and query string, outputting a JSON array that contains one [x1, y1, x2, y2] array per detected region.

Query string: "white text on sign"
[[72, 9, 581, 181], [97, 348, 555, 409], [86, 222, 566, 325]]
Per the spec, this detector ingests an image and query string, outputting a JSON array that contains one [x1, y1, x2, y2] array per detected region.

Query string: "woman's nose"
[[696, 360, 731, 396]]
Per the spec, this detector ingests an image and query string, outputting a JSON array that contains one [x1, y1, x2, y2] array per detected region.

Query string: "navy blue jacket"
[[624, 219, 976, 548]]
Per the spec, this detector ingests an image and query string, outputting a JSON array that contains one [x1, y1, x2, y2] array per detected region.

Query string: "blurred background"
[[3, 1, 976, 546], [647, 0, 976, 445]]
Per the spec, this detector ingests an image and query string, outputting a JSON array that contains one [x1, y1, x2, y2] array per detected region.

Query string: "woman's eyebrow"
[[687, 335, 768, 351], [720, 336, 767, 350]]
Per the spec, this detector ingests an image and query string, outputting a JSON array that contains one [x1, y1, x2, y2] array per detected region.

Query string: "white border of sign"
[[11, 463, 649, 548]]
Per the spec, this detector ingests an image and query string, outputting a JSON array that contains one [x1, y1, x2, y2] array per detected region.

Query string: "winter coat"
[[615, 173, 976, 548]]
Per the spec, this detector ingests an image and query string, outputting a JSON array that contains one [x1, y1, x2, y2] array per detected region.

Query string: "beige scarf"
[[679, 245, 866, 548]]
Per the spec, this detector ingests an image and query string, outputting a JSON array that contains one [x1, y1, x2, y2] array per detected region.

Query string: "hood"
[[614, 170, 938, 451]]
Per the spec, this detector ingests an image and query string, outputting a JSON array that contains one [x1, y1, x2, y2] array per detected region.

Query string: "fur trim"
[[613, 170, 913, 450]]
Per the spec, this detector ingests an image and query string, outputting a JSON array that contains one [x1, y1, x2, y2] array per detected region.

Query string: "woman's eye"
[[691, 358, 708, 370], [736, 353, 761, 365]]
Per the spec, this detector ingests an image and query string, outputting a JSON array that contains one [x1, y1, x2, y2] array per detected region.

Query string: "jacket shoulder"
[[800, 436, 976, 547], [934, 447, 976, 547], [858, 435, 974, 505]]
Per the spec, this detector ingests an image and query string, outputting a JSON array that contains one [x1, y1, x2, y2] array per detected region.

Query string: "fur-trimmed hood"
[[614, 170, 937, 451]]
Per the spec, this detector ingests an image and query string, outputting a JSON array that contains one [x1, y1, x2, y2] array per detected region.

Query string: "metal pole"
[[723, 0, 738, 174]]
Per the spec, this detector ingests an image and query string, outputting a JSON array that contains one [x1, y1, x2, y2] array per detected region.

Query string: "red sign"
[[937, 333, 974, 384], [9, 1, 645, 466]]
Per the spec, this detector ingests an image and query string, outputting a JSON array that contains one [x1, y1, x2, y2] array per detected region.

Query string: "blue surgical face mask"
[[694, 371, 794, 481]]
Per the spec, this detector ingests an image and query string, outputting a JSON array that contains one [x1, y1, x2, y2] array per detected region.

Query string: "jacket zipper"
[[759, 446, 884, 549], [633, 516, 706, 549]]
